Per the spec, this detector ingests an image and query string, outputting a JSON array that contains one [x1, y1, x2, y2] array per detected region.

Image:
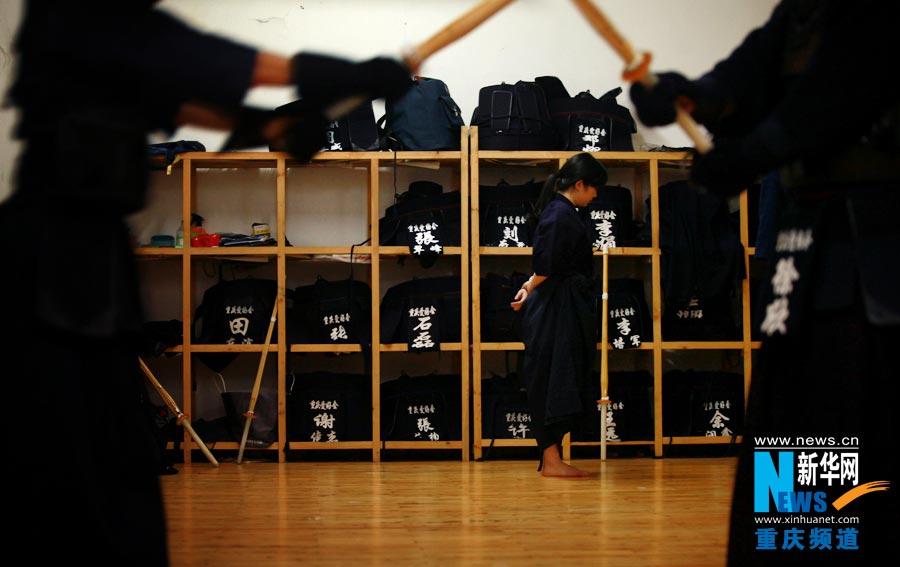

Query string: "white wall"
[[0, 0, 23, 202], [0, 0, 779, 204]]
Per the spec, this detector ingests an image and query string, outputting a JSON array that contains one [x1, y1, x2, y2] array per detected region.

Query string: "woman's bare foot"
[[541, 459, 593, 477], [539, 445, 593, 477]]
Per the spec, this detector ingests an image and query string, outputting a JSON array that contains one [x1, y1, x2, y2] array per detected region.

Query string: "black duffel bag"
[[379, 180, 462, 247], [379, 275, 461, 350], [596, 277, 653, 349], [585, 185, 638, 249], [662, 369, 744, 438], [289, 276, 372, 347], [480, 373, 533, 441], [381, 373, 462, 442], [662, 293, 740, 341], [192, 277, 278, 373], [286, 371, 373, 446], [575, 370, 654, 442], [379, 180, 461, 268], [478, 179, 542, 248]]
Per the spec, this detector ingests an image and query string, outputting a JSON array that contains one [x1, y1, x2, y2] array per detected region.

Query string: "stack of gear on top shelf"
[[270, 98, 380, 153], [535, 75, 637, 152], [470, 76, 637, 152], [470, 80, 557, 150]]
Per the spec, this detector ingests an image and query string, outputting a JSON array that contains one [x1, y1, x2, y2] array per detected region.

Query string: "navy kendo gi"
[[0, 3, 259, 565], [520, 193, 597, 455], [686, 2, 900, 565]]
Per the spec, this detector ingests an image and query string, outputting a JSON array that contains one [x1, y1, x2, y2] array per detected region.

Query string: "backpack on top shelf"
[[535, 75, 637, 152], [470, 80, 557, 150], [378, 76, 465, 151], [269, 98, 380, 153], [322, 102, 381, 151]]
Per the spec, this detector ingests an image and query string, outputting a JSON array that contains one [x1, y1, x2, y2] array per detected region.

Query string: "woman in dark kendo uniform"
[[511, 152, 607, 477]]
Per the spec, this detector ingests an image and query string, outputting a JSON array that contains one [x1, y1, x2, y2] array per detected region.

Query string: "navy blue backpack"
[[378, 76, 465, 151]]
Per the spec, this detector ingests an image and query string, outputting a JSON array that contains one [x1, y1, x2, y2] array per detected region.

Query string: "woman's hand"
[[510, 287, 528, 311], [511, 274, 544, 312]]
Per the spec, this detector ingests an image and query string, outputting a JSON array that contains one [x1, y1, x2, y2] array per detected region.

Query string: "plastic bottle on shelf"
[[175, 221, 184, 248]]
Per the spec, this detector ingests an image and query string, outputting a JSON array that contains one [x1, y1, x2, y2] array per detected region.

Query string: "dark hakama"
[[520, 194, 597, 451]]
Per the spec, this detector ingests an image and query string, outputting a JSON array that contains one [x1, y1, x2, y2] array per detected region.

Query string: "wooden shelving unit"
[[468, 127, 757, 459], [136, 131, 470, 463]]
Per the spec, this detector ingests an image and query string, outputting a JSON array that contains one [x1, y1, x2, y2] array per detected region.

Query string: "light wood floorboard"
[[161, 456, 738, 567]]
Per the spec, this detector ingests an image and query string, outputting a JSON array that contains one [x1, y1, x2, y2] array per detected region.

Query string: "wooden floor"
[[161, 455, 738, 567]]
